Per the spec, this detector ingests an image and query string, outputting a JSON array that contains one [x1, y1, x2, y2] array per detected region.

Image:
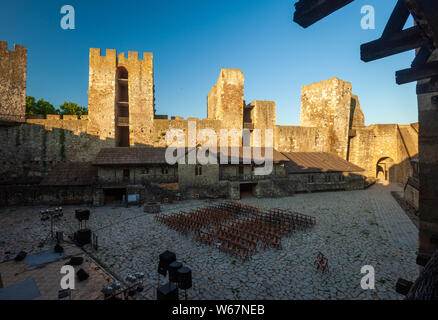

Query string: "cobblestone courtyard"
[[0, 183, 418, 299]]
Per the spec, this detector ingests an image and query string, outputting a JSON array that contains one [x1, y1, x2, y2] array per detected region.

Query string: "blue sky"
[[0, 0, 417, 125]]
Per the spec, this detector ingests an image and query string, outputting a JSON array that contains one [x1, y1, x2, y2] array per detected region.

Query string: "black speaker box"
[[75, 229, 91, 246], [158, 250, 176, 276], [157, 282, 178, 300], [76, 269, 89, 282], [178, 266, 192, 290], [67, 256, 84, 266], [168, 261, 182, 283], [54, 244, 64, 253], [14, 251, 27, 262], [75, 209, 90, 221]]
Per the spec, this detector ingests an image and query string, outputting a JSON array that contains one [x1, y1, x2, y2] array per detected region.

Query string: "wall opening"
[[116, 66, 130, 147], [104, 187, 126, 205], [123, 169, 130, 182], [376, 157, 395, 182], [240, 182, 256, 198], [118, 127, 130, 147]]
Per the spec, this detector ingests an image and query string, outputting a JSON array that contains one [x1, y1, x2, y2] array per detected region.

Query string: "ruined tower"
[[207, 69, 244, 131], [207, 69, 245, 147], [87, 48, 154, 147], [0, 41, 27, 123], [244, 100, 276, 147], [300, 78, 353, 159]]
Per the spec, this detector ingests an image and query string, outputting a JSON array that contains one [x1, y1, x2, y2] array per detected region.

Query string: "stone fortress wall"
[[0, 42, 418, 184]]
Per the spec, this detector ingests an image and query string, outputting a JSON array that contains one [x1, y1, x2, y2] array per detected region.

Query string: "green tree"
[[26, 96, 59, 115], [59, 101, 88, 116], [25, 96, 36, 114]]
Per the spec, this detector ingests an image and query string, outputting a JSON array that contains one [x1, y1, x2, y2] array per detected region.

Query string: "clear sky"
[[0, 0, 418, 125]]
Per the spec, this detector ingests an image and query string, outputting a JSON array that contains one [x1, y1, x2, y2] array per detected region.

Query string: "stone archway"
[[376, 157, 395, 182]]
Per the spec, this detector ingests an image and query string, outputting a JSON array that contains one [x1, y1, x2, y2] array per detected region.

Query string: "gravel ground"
[[0, 183, 418, 300]]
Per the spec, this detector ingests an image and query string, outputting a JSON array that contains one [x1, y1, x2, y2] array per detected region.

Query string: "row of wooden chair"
[[219, 239, 252, 260], [155, 201, 315, 257], [193, 230, 214, 245], [214, 227, 257, 251], [269, 208, 316, 228]]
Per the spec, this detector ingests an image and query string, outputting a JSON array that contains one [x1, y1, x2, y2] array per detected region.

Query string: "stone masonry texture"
[[0, 44, 418, 187]]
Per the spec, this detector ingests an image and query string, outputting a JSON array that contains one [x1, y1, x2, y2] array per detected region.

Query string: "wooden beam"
[[411, 46, 433, 67], [405, 0, 438, 47], [396, 61, 438, 84], [382, 0, 411, 38], [361, 26, 428, 62], [293, 0, 355, 28]]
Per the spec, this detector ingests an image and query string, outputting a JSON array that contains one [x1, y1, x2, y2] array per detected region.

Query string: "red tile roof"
[[181, 147, 289, 164]]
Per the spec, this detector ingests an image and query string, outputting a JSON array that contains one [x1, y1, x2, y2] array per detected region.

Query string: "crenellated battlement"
[[90, 47, 152, 62], [0, 41, 27, 54], [26, 114, 89, 121], [89, 48, 116, 58], [88, 47, 154, 146]]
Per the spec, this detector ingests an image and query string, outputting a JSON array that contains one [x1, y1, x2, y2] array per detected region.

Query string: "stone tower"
[[244, 100, 276, 147], [300, 78, 353, 159], [207, 69, 244, 131], [88, 48, 154, 147], [0, 41, 27, 123], [207, 69, 245, 147]]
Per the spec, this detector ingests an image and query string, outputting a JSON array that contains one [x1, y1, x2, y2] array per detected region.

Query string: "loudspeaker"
[[14, 251, 27, 262], [67, 257, 84, 266], [56, 231, 64, 243], [158, 250, 176, 276], [177, 267, 192, 290], [395, 278, 414, 296], [54, 244, 64, 253], [157, 282, 178, 300], [76, 269, 89, 282], [75, 209, 90, 221], [168, 261, 182, 283], [75, 229, 91, 246]]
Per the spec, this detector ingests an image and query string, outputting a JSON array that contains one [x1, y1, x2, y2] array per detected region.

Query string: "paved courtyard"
[[0, 183, 418, 299]]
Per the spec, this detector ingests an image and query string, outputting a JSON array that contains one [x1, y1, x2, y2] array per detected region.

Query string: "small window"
[[308, 175, 314, 183], [161, 167, 169, 175], [195, 165, 202, 176], [142, 168, 150, 174], [123, 169, 130, 181], [325, 175, 331, 182], [339, 174, 345, 181]]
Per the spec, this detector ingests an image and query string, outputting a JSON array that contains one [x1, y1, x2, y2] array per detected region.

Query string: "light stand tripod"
[[39, 208, 63, 247]]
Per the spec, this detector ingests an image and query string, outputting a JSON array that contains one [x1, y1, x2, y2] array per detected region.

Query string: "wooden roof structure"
[[282, 152, 365, 174], [93, 147, 169, 166], [293, 0, 438, 91]]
